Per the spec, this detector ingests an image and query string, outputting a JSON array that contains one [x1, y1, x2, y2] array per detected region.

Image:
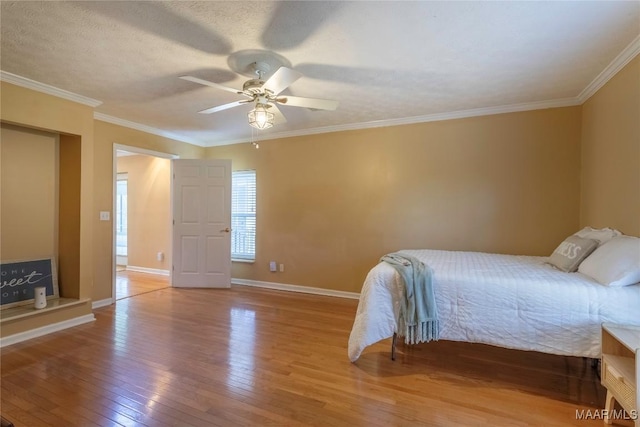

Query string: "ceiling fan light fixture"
[[247, 104, 274, 130]]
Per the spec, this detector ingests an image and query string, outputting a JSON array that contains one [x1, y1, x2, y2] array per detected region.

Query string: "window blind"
[[231, 170, 256, 260]]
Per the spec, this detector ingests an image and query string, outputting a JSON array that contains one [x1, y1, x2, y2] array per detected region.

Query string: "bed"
[[348, 248, 640, 362]]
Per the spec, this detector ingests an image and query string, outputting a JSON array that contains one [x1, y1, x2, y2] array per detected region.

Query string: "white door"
[[172, 159, 231, 288]]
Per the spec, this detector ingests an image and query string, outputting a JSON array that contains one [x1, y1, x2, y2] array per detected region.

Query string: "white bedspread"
[[348, 249, 640, 362]]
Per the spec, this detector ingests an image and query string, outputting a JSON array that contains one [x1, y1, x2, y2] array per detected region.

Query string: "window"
[[231, 170, 256, 261], [115, 174, 128, 257]]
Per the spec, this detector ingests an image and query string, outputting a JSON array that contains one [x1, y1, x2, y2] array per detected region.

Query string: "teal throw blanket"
[[381, 252, 439, 345]]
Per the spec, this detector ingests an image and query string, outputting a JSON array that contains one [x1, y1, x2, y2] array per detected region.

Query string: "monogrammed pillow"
[[548, 235, 599, 273]]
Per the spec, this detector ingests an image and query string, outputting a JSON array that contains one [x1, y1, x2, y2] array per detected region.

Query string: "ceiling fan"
[[179, 62, 339, 129]]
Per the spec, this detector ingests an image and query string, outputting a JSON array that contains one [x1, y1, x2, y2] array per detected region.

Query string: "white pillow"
[[574, 226, 621, 245], [578, 236, 640, 287]]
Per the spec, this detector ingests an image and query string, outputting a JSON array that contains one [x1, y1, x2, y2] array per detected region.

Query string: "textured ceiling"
[[1, 1, 639, 147]]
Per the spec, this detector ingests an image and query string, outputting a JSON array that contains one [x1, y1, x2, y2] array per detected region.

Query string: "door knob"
[[220, 227, 230, 233]]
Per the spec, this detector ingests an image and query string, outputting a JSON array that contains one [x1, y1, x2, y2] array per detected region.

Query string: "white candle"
[[34, 286, 47, 309]]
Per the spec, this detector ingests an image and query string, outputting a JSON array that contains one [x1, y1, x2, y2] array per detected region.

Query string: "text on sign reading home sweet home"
[[0, 259, 58, 307]]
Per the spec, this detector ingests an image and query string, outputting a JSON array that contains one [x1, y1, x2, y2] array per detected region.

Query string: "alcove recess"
[[0, 125, 89, 328]]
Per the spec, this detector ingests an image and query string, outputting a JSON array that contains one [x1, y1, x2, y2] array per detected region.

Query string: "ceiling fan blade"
[[268, 104, 287, 125], [198, 100, 252, 114], [262, 67, 302, 96], [179, 75, 246, 96], [276, 95, 338, 111]]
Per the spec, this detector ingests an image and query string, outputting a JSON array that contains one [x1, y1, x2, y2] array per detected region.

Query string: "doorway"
[[113, 144, 178, 301]]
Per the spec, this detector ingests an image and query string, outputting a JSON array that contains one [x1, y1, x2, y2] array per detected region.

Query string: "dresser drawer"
[[602, 356, 637, 412]]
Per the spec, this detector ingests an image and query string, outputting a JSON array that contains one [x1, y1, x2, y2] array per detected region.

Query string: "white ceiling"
[[1, 1, 639, 147]]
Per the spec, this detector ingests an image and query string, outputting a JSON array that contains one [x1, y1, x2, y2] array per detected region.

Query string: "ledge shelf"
[[0, 298, 90, 324]]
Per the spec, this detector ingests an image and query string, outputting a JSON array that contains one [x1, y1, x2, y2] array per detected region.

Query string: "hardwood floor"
[[1, 284, 634, 426], [115, 270, 170, 300]]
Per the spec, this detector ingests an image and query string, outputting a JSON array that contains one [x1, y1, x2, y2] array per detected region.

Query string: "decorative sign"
[[0, 258, 58, 309]]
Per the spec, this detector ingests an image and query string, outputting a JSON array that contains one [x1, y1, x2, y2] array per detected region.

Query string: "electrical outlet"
[[269, 261, 276, 272], [279, 264, 285, 272], [99, 211, 110, 221]]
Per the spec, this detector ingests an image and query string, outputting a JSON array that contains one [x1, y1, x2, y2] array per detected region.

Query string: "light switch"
[[99, 211, 110, 221]]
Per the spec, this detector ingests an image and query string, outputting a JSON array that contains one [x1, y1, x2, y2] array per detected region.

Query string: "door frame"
[[112, 143, 179, 303]]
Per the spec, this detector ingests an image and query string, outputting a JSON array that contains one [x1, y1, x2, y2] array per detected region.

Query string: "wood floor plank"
[[2, 277, 634, 427], [0, 400, 54, 427], [116, 270, 169, 300]]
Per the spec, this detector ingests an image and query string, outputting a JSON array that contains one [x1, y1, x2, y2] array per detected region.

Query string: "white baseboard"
[[92, 298, 113, 309], [232, 278, 360, 300], [0, 313, 96, 348], [125, 265, 170, 276]]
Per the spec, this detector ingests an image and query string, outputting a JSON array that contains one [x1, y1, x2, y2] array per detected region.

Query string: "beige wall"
[[116, 155, 171, 271], [208, 107, 583, 292], [92, 120, 205, 301], [580, 55, 640, 236], [2, 51, 636, 307], [0, 82, 94, 334], [1, 124, 58, 260]]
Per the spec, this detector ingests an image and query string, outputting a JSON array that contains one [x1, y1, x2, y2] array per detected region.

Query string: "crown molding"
[[4, 27, 637, 149], [0, 70, 102, 107], [209, 97, 581, 147], [578, 34, 640, 103], [198, 35, 640, 147], [93, 112, 206, 147]]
